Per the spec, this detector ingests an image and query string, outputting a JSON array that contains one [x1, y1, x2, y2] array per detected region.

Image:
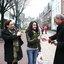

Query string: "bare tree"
[[0, 0, 15, 29], [12, 0, 31, 28]]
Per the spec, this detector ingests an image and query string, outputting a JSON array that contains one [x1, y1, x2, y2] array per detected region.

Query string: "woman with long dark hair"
[[25, 21, 42, 64]]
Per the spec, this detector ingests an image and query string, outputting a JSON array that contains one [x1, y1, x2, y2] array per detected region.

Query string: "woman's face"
[[7, 21, 14, 30], [32, 22, 37, 30]]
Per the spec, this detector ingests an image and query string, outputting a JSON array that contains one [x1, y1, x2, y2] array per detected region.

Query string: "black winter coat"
[[1, 29, 23, 62], [49, 22, 64, 64]]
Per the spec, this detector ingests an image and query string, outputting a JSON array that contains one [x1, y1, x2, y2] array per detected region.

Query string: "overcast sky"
[[23, 0, 51, 18]]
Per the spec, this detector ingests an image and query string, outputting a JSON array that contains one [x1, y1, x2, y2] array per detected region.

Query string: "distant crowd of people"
[[40, 26, 48, 34]]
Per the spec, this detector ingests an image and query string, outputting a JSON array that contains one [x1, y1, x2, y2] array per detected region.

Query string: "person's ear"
[[6, 25, 9, 28]]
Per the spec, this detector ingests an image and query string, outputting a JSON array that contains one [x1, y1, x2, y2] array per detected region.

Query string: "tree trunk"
[[1, 0, 4, 30], [15, 16, 18, 27], [1, 12, 4, 29]]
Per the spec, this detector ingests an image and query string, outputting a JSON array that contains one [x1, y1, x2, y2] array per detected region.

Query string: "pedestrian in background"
[[41, 27, 44, 34], [38, 26, 42, 35], [48, 14, 64, 64], [44, 26, 48, 34], [1, 20, 23, 64]]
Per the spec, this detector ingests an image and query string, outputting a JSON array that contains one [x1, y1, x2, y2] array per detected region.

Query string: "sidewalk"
[[0, 30, 56, 64]]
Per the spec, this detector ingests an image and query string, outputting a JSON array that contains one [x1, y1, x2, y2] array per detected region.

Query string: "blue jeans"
[[27, 49, 38, 64]]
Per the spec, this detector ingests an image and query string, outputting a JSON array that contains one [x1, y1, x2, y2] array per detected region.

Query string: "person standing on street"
[[48, 14, 64, 64], [44, 26, 48, 34], [1, 20, 23, 64], [25, 21, 46, 64], [41, 27, 44, 34], [25, 21, 41, 64]]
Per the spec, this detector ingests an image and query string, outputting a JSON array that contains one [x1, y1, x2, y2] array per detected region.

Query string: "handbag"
[[37, 52, 43, 64]]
